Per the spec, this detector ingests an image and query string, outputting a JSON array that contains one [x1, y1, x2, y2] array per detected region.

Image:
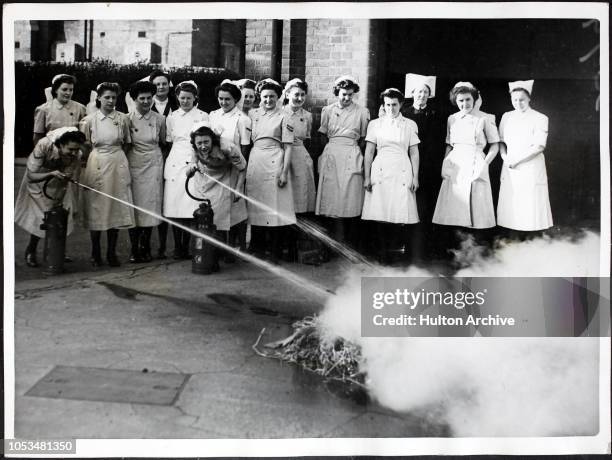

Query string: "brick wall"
[[304, 19, 378, 155], [245, 19, 273, 81]]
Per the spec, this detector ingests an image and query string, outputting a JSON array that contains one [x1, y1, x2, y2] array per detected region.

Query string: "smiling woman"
[[79, 82, 135, 267], [126, 80, 167, 263]]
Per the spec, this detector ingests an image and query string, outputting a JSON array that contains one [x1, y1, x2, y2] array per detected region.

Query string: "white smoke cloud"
[[319, 231, 603, 436]]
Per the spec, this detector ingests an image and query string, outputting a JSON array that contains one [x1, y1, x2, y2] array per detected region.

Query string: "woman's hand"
[[410, 176, 419, 192], [472, 162, 489, 181], [277, 171, 288, 188], [185, 164, 198, 178], [363, 177, 372, 192], [50, 170, 68, 180]]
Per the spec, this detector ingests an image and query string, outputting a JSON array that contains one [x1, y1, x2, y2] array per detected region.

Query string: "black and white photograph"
[[3, 1, 610, 456]]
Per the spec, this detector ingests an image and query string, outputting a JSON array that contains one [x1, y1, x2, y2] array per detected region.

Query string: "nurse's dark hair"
[[215, 82, 242, 103], [256, 81, 283, 97], [95, 82, 121, 108], [239, 79, 257, 90], [54, 130, 86, 147], [379, 88, 405, 104], [333, 79, 360, 96], [148, 70, 171, 83], [175, 81, 199, 104], [51, 74, 77, 98], [449, 85, 479, 107], [190, 126, 220, 151], [510, 87, 531, 98], [129, 81, 157, 99]]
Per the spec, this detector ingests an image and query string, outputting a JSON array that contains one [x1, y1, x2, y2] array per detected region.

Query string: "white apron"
[[79, 111, 134, 231], [433, 116, 495, 229], [163, 108, 209, 218], [316, 137, 364, 218], [209, 108, 248, 226], [246, 139, 296, 226], [497, 109, 552, 230]]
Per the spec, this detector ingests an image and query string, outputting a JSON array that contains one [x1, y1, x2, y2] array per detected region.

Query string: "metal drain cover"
[[25, 365, 190, 406]]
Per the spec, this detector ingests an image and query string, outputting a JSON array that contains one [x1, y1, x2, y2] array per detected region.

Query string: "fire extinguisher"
[[39, 176, 69, 275], [185, 174, 218, 275]]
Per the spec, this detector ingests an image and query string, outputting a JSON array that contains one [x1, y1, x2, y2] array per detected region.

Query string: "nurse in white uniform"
[[432, 82, 499, 255], [163, 80, 209, 259], [362, 88, 420, 264], [497, 80, 552, 236], [209, 80, 252, 256]]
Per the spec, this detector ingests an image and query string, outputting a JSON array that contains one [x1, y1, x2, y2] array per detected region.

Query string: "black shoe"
[[172, 249, 183, 260], [64, 255, 73, 263], [107, 254, 121, 267], [25, 252, 39, 268], [91, 256, 104, 267], [129, 253, 141, 263], [141, 252, 153, 263], [156, 250, 167, 260]]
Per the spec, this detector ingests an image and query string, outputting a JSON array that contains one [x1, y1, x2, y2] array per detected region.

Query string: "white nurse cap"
[[508, 80, 534, 96], [190, 121, 211, 133], [177, 80, 198, 90], [46, 126, 79, 143], [333, 75, 358, 86], [405, 73, 436, 98], [453, 81, 475, 89]]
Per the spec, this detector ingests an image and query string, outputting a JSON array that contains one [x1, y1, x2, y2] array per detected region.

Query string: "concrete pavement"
[[10, 164, 448, 439]]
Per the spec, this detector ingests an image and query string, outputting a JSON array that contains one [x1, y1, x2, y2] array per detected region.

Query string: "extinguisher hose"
[[42, 176, 66, 201], [184, 172, 211, 205]]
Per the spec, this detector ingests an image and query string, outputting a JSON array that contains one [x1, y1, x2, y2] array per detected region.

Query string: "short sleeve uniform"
[[163, 107, 209, 218], [315, 102, 370, 218], [127, 110, 166, 226], [497, 108, 552, 230], [433, 111, 499, 228], [209, 106, 252, 225], [34, 99, 87, 135], [15, 137, 82, 237], [362, 115, 421, 224], [283, 106, 316, 213], [245, 107, 296, 226], [79, 110, 135, 230]]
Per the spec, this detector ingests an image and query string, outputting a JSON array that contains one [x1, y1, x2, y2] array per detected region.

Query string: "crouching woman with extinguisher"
[[185, 123, 247, 273], [15, 127, 87, 267]]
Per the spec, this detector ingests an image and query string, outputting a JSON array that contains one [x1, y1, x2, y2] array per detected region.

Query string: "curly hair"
[[175, 82, 199, 104], [54, 130, 86, 147], [379, 88, 404, 104], [333, 79, 360, 96], [215, 82, 242, 103], [190, 126, 220, 151], [51, 74, 77, 98], [256, 80, 283, 97], [510, 87, 531, 98], [129, 80, 157, 100], [449, 85, 479, 107]]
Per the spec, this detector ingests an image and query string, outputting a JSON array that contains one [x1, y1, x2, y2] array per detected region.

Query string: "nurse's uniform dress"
[[209, 106, 251, 226], [79, 110, 135, 230], [246, 107, 296, 226], [126, 109, 166, 227], [163, 107, 209, 218], [497, 108, 552, 230], [191, 145, 247, 232], [362, 114, 421, 224], [15, 134, 82, 238], [283, 106, 316, 213], [315, 102, 370, 217], [432, 111, 500, 228], [34, 99, 87, 138]]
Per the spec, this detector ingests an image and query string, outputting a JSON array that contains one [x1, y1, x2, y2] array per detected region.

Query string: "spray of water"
[[318, 231, 603, 436], [68, 178, 332, 300], [191, 168, 372, 265]]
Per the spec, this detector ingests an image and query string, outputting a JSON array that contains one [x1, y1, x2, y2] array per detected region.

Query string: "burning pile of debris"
[[253, 316, 365, 386]]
